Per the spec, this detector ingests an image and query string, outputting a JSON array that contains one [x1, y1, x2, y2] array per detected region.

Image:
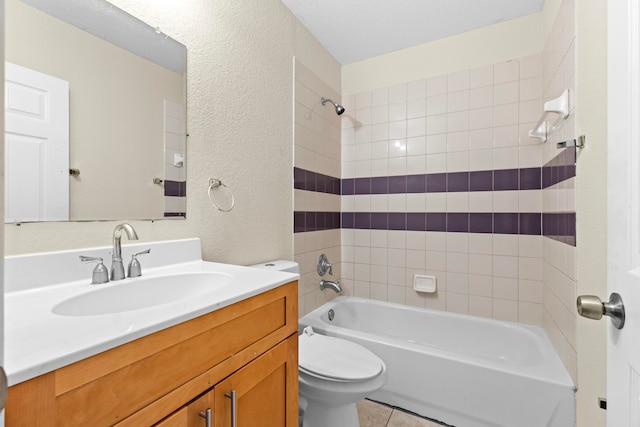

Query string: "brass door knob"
[[577, 292, 625, 329]]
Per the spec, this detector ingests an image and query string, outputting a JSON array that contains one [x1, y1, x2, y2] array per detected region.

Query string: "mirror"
[[5, 0, 187, 223]]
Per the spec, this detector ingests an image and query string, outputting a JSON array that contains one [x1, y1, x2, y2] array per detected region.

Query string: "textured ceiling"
[[281, 0, 545, 64]]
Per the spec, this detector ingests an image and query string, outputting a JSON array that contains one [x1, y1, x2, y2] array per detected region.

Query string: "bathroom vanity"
[[4, 239, 299, 426]]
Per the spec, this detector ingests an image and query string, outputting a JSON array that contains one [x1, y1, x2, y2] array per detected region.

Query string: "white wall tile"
[[407, 79, 428, 100], [407, 98, 427, 118], [494, 103, 519, 127], [447, 253, 469, 274], [494, 125, 519, 148], [469, 295, 493, 318], [448, 70, 470, 92], [372, 87, 389, 106], [448, 90, 470, 112], [427, 75, 448, 96], [469, 107, 494, 131], [389, 83, 408, 103], [446, 232, 468, 253], [469, 253, 493, 276], [493, 256, 519, 278], [469, 192, 493, 212], [494, 81, 519, 105], [447, 292, 469, 314], [389, 103, 407, 122], [356, 91, 372, 109], [469, 274, 493, 297], [470, 65, 494, 88], [494, 60, 520, 84], [493, 299, 518, 322], [470, 86, 494, 109], [427, 134, 448, 154], [469, 233, 493, 254], [469, 148, 494, 171]]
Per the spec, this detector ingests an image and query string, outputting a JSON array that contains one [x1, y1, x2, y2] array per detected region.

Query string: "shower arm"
[[320, 97, 345, 115]]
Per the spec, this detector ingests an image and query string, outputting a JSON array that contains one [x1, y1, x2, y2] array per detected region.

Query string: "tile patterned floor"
[[357, 400, 450, 427]]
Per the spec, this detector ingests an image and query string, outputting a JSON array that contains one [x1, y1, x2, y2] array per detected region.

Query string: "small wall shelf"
[[529, 89, 570, 143]]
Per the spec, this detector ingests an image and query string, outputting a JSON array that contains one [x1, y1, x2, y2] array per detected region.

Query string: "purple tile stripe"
[[164, 180, 186, 197], [542, 147, 577, 189], [543, 212, 577, 246], [293, 148, 577, 245], [293, 167, 341, 195], [337, 212, 546, 236], [294, 211, 341, 232], [296, 209, 573, 244], [296, 148, 575, 198]]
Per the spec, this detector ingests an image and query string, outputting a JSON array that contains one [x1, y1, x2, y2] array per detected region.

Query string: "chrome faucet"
[[111, 223, 139, 281], [320, 279, 342, 293]]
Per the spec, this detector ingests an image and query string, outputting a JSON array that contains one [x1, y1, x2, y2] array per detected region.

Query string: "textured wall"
[[4, 0, 340, 267]]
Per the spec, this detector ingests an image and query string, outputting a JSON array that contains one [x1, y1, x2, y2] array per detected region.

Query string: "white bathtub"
[[298, 296, 575, 427]]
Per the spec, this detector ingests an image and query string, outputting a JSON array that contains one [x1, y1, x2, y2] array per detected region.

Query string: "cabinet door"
[[154, 391, 214, 427], [214, 335, 298, 427]]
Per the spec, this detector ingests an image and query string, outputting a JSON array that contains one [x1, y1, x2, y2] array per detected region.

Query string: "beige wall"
[[342, 13, 542, 96], [575, 0, 607, 425], [4, 0, 340, 267], [6, 0, 184, 220]]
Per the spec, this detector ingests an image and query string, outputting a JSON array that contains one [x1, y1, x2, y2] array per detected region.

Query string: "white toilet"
[[298, 326, 387, 427], [251, 260, 387, 427]]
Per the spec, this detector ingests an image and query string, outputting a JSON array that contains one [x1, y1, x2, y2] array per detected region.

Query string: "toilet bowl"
[[298, 326, 387, 427], [249, 261, 387, 427]]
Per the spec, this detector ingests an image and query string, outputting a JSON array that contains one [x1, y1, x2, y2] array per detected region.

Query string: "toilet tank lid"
[[249, 260, 299, 274]]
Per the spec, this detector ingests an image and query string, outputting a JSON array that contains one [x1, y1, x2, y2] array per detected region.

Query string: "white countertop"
[[5, 239, 299, 386]]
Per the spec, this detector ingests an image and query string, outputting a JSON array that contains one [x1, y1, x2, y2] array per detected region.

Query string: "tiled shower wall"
[[340, 55, 549, 324], [293, 60, 342, 316], [540, 0, 578, 382]]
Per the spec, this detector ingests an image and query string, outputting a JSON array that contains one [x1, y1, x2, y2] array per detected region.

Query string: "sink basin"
[[52, 272, 234, 316]]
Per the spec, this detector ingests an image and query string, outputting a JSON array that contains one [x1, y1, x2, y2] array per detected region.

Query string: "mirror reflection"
[[5, 0, 187, 223]]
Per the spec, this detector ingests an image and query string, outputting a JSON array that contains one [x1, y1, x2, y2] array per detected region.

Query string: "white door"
[[607, 0, 640, 424], [5, 62, 69, 222]]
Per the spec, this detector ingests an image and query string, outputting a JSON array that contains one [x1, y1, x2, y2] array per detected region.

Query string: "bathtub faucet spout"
[[320, 279, 342, 293]]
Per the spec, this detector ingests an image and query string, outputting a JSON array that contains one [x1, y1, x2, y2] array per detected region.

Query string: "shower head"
[[321, 97, 345, 115]]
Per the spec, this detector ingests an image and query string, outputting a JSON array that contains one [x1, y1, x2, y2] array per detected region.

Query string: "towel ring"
[[207, 179, 235, 212]]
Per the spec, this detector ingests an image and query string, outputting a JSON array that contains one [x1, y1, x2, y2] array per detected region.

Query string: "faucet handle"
[[317, 253, 333, 276], [128, 248, 151, 278], [79, 256, 109, 285]]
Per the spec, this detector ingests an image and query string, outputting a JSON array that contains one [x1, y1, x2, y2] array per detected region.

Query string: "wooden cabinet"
[[213, 336, 295, 427], [154, 392, 210, 427], [6, 281, 298, 427]]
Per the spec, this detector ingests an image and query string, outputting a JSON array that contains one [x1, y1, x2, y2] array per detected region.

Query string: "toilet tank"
[[250, 260, 299, 274]]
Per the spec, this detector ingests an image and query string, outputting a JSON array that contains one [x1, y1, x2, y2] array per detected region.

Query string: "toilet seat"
[[299, 327, 383, 382]]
